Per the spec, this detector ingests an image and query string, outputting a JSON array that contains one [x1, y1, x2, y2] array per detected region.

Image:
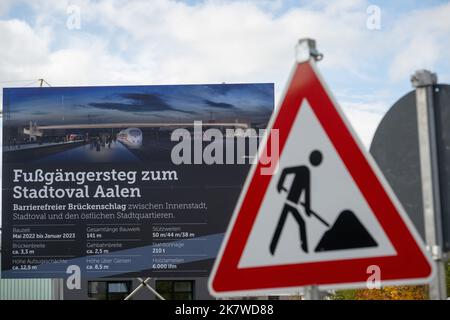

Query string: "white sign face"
[[238, 100, 396, 269]]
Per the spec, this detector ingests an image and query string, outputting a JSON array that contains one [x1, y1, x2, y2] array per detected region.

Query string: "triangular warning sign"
[[209, 60, 434, 296]]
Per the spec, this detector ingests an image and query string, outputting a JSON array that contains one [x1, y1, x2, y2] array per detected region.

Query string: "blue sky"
[[1, 0, 450, 146]]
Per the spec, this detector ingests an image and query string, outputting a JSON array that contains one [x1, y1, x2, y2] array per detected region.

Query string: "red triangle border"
[[209, 61, 433, 295]]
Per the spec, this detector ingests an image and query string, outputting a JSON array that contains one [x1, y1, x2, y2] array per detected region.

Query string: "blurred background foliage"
[[330, 263, 449, 300]]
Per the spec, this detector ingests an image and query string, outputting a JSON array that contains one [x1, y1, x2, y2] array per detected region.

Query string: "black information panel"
[[1, 84, 273, 278]]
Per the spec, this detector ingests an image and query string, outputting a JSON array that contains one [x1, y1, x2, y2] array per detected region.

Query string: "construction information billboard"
[[1, 83, 273, 279]]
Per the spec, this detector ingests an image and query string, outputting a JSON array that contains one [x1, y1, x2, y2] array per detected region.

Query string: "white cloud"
[[0, 0, 449, 147]]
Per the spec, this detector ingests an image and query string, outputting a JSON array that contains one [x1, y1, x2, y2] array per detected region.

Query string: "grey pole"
[[296, 38, 323, 63], [124, 280, 146, 300], [124, 277, 165, 300], [296, 38, 323, 301], [411, 70, 448, 300], [52, 279, 64, 300]]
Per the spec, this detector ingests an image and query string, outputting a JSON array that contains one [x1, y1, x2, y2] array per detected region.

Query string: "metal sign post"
[[411, 70, 448, 300]]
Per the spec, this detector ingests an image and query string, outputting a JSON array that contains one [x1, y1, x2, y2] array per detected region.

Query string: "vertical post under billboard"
[[412, 70, 447, 300]]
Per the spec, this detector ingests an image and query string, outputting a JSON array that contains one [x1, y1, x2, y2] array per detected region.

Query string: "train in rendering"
[[67, 133, 86, 142], [117, 128, 143, 149]]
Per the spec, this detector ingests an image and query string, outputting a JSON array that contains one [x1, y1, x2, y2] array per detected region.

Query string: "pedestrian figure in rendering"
[[269, 150, 323, 255], [96, 137, 101, 152]]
